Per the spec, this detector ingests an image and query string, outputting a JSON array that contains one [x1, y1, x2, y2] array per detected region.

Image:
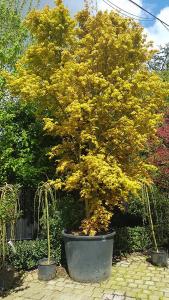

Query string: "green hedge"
[[4, 226, 153, 270], [114, 226, 152, 253], [7, 239, 61, 270]]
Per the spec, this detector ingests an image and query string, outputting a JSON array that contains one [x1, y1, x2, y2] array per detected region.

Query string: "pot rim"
[[151, 249, 168, 254], [62, 229, 116, 241], [38, 258, 56, 266]]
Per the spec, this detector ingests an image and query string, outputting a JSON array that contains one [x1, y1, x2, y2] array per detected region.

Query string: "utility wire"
[[161, 23, 169, 34], [103, 0, 169, 34], [103, 0, 144, 21], [104, 0, 154, 21], [127, 0, 169, 28]]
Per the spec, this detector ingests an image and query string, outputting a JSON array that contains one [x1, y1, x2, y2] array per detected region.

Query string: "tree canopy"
[[0, 0, 40, 98], [5, 1, 168, 235], [0, 100, 55, 186], [149, 43, 169, 73], [0, 0, 56, 187]]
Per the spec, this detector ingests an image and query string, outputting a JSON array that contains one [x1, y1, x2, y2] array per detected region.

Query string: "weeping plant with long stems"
[[142, 184, 158, 253], [35, 182, 57, 265], [0, 183, 21, 268]]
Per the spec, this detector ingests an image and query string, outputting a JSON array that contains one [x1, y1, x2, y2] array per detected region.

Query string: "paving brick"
[[128, 283, 138, 288], [4, 253, 169, 300], [164, 292, 169, 298], [55, 281, 65, 287], [136, 293, 148, 299], [92, 291, 103, 297], [113, 296, 125, 300]]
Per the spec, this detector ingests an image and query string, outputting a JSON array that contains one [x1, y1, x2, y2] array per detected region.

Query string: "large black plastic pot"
[[62, 230, 116, 282], [38, 258, 56, 281], [150, 249, 168, 267]]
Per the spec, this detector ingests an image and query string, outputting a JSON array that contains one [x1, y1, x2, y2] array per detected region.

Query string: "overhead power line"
[[102, 0, 169, 34], [103, 0, 154, 21], [127, 0, 169, 29]]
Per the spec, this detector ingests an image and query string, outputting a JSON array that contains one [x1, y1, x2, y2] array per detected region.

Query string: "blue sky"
[[38, 0, 169, 46], [144, 0, 169, 15]]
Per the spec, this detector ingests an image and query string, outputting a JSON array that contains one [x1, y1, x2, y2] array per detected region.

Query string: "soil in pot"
[[62, 230, 116, 283], [38, 258, 56, 281], [151, 249, 168, 267]]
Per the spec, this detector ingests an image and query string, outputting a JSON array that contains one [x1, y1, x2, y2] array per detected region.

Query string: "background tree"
[[149, 112, 169, 191], [0, 100, 55, 187], [148, 44, 169, 191], [5, 2, 167, 235], [148, 43, 169, 82], [0, 0, 55, 188], [0, 0, 40, 99], [149, 43, 169, 72]]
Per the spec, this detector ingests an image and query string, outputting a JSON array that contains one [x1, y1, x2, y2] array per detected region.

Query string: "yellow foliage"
[[4, 2, 169, 235]]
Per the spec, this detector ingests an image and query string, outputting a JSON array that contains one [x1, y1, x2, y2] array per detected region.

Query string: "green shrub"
[[150, 191, 169, 248], [7, 239, 61, 270], [114, 226, 152, 253], [116, 189, 169, 250], [127, 197, 145, 220], [40, 193, 84, 239], [58, 193, 85, 232], [111, 188, 169, 254]]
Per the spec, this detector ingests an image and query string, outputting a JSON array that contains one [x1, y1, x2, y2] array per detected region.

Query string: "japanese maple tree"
[[150, 112, 169, 190], [5, 1, 168, 235]]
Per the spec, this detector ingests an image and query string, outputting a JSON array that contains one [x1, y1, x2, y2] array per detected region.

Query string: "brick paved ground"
[[1, 253, 169, 300]]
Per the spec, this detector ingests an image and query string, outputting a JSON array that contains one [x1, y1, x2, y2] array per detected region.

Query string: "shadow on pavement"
[[0, 266, 26, 298]]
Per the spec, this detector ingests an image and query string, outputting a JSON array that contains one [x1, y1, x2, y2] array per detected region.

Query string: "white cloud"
[[97, 0, 142, 17], [145, 7, 169, 48], [97, 1, 169, 47]]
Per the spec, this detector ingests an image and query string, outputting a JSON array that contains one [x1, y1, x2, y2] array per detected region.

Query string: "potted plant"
[[142, 184, 168, 267], [0, 184, 20, 265], [4, 1, 167, 282], [0, 184, 21, 290], [35, 182, 56, 281]]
